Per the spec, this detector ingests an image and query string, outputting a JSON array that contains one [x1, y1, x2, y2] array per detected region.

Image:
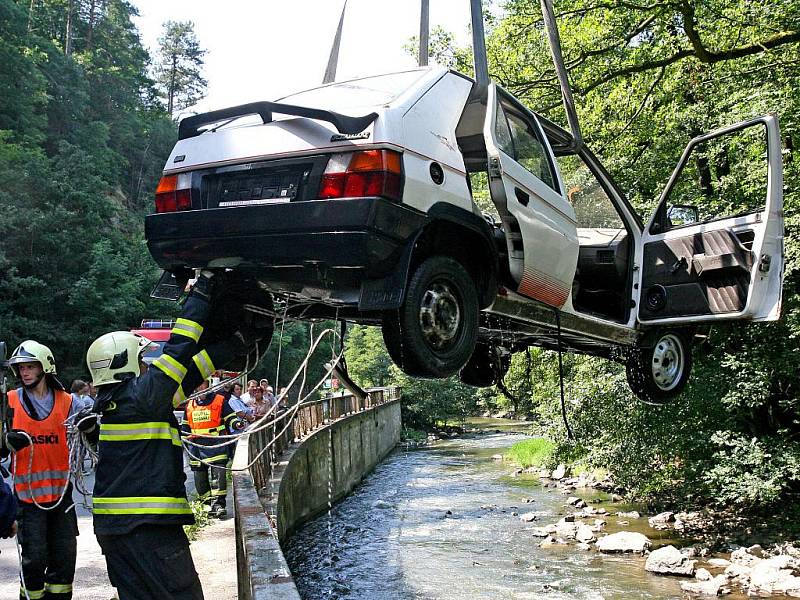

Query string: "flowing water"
[[285, 432, 739, 599]]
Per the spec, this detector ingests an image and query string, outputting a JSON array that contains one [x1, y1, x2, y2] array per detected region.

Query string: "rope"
[[554, 310, 574, 441]]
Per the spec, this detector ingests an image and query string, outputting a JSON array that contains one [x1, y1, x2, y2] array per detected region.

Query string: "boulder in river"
[[706, 558, 731, 568], [555, 520, 579, 540], [617, 510, 640, 519], [519, 512, 538, 522], [596, 531, 651, 554], [695, 568, 712, 581], [730, 545, 764, 568], [648, 511, 675, 529], [575, 524, 596, 544], [551, 464, 567, 480], [372, 500, 395, 509], [645, 545, 696, 576], [748, 556, 800, 596], [680, 575, 729, 596]]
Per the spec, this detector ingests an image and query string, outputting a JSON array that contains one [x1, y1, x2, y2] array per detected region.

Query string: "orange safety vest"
[[185, 394, 225, 436], [8, 388, 71, 504]]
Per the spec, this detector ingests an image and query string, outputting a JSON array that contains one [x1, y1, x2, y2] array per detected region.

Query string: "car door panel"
[[484, 84, 578, 308], [638, 116, 783, 324]]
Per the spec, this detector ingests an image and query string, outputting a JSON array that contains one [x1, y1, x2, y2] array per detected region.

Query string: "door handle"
[[514, 188, 530, 206]]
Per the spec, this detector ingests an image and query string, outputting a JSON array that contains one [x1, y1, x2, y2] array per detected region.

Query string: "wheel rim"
[[651, 334, 685, 391], [418, 281, 461, 351]]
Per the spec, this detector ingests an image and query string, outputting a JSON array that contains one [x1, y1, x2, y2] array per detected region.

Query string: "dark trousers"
[[17, 495, 78, 600], [97, 524, 204, 600], [190, 460, 227, 507]]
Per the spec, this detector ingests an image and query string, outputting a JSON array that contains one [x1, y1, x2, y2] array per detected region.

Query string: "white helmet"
[[87, 331, 153, 387], [8, 340, 57, 377]]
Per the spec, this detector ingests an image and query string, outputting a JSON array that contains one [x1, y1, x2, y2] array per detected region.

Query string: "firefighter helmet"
[[8, 340, 57, 377], [87, 331, 153, 387]]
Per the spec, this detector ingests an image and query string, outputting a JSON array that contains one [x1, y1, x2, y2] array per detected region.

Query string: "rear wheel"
[[382, 256, 478, 378], [626, 330, 692, 404]]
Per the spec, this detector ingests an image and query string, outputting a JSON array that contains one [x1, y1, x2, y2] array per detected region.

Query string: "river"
[[284, 431, 739, 599]]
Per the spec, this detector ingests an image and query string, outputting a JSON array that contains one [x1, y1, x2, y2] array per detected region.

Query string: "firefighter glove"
[[190, 270, 216, 301], [76, 411, 98, 433], [4, 430, 31, 453]]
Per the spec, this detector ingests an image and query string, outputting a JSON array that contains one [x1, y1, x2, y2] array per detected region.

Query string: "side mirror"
[[667, 204, 699, 227]]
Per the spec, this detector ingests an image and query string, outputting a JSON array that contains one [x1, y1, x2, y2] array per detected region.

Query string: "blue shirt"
[[228, 394, 253, 417]]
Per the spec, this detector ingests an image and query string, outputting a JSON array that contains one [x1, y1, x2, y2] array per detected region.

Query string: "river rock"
[[551, 464, 567, 480], [645, 545, 696, 576], [538, 469, 551, 479], [730, 546, 764, 568], [561, 514, 575, 523], [707, 558, 731, 568], [491, 454, 504, 461], [680, 575, 729, 596], [556, 518, 579, 540], [566, 496, 581, 506], [724, 563, 752, 583], [574, 500, 587, 509], [530, 527, 552, 537], [576, 524, 596, 543], [748, 556, 800, 596], [597, 532, 651, 554], [519, 512, 538, 522], [648, 511, 675, 529], [617, 510, 640, 518], [695, 568, 712, 581], [577, 542, 593, 551]]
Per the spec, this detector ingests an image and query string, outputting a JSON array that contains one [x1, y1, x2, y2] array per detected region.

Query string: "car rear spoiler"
[[177, 101, 379, 140]]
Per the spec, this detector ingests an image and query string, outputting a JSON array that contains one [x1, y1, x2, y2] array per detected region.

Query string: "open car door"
[[483, 83, 578, 308], [637, 115, 784, 324]]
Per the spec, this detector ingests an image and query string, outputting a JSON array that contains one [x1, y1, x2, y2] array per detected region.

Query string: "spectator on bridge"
[[228, 382, 255, 422], [248, 386, 271, 418], [240, 379, 258, 404]]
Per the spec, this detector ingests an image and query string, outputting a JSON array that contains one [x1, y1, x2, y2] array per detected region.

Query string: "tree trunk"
[[87, 0, 97, 50], [65, 0, 74, 56], [27, 0, 36, 33], [168, 54, 177, 114]]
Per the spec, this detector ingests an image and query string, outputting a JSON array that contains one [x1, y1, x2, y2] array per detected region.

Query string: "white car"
[[145, 67, 784, 403]]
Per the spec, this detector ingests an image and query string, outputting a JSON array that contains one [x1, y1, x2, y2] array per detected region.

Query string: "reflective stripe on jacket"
[[8, 389, 70, 504]]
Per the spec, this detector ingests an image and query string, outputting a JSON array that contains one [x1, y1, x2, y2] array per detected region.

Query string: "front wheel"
[[382, 256, 478, 378], [626, 330, 692, 404]]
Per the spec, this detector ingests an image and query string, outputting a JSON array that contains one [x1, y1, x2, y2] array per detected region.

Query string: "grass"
[[505, 437, 556, 468], [401, 427, 427, 443], [184, 496, 211, 541]]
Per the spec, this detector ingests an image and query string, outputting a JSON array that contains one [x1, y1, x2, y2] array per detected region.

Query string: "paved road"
[[0, 467, 237, 600]]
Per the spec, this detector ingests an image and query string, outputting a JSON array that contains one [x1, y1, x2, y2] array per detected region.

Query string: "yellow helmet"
[[87, 331, 153, 387], [8, 340, 56, 377]]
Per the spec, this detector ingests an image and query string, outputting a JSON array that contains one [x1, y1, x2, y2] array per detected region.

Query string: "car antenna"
[[323, 0, 348, 84]]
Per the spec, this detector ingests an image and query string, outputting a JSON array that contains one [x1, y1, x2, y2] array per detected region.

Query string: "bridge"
[[231, 386, 402, 599]]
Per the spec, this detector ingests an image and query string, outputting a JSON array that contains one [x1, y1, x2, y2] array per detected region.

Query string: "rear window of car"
[[279, 70, 428, 112]]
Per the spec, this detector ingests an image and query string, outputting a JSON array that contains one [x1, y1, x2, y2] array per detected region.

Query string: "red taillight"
[[319, 150, 403, 202], [155, 173, 192, 213]]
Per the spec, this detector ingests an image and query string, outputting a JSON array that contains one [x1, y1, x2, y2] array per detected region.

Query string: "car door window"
[[658, 126, 769, 232], [556, 153, 624, 229], [495, 101, 557, 191]]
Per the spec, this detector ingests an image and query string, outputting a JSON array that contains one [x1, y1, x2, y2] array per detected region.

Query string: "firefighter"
[[86, 272, 272, 600], [3, 340, 90, 600], [181, 384, 238, 518]]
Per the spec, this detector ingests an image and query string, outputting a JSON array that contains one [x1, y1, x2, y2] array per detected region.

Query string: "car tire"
[[626, 330, 692, 404], [382, 256, 478, 378], [459, 343, 509, 387]]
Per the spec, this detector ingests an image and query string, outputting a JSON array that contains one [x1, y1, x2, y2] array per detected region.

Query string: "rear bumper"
[[145, 197, 427, 291]]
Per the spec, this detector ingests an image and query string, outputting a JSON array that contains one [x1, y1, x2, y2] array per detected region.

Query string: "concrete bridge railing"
[[232, 386, 402, 600]]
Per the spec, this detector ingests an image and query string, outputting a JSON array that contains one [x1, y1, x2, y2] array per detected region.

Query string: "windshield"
[[278, 70, 428, 112]]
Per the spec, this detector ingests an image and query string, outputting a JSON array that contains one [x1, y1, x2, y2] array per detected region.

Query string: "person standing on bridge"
[[3, 341, 91, 600], [86, 271, 272, 600], [182, 382, 238, 518]]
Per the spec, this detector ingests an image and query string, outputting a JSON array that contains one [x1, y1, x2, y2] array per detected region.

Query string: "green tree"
[[155, 20, 207, 114]]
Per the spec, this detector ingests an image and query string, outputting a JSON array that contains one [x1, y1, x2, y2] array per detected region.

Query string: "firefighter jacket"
[[8, 388, 71, 504], [92, 289, 243, 535]]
